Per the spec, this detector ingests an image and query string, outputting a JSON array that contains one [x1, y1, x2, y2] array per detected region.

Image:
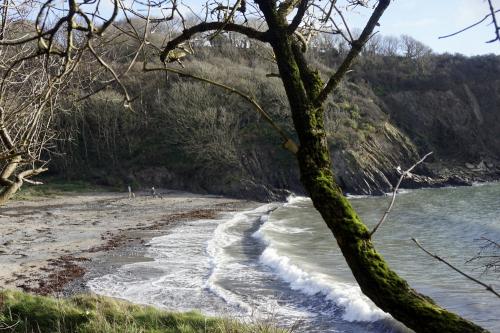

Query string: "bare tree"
[[0, 0, 141, 202], [0, 53, 54, 204], [362, 32, 382, 56], [0, 3, 61, 203], [400, 34, 432, 59], [380, 35, 400, 56], [0, 0, 491, 332]]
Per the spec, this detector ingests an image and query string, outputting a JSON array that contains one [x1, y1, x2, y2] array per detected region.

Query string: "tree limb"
[[315, 0, 390, 106], [0, 166, 48, 205], [439, 8, 500, 41], [412, 238, 500, 299], [160, 22, 268, 62], [278, 0, 301, 17], [287, 0, 309, 34], [370, 152, 433, 237], [486, 0, 500, 43], [209, 0, 243, 40]]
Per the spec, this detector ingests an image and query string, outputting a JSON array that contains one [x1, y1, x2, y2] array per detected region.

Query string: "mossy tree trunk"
[[160, 0, 489, 330], [255, 1, 488, 332]]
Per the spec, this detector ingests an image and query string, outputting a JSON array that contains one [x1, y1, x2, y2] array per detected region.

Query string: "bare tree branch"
[[160, 21, 268, 62], [287, 0, 310, 34], [412, 238, 500, 299], [467, 237, 500, 275], [315, 0, 390, 105], [439, 7, 500, 42], [486, 0, 500, 43], [370, 152, 433, 237]]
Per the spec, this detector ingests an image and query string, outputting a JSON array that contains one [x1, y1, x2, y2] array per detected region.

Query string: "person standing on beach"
[[128, 185, 135, 199], [151, 186, 163, 199]]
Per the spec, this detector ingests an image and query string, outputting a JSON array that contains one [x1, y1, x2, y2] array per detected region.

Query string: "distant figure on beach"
[[150, 186, 163, 199], [128, 185, 135, 199]]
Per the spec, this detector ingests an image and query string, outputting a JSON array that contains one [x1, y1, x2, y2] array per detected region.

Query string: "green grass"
[[0, 291, 293, 333], [13, 180, 112, 201]]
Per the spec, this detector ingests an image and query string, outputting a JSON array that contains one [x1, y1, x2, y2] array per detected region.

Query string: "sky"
[[360, 0, 500, 55], [180, 0, 500, 56]]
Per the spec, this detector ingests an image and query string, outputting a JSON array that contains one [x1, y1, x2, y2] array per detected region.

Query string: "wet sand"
[[0, 190, 254, 295]]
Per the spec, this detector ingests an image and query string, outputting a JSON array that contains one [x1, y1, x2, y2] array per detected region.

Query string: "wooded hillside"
[[48, 34, 500, 200]]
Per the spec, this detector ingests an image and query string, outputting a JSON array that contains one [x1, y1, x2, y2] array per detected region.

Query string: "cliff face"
[[360, 54, 500, 184], [331, 123, 418, 195], [49, 51, 500, 201], [365, 55, 500, 163], [323, 81, 421, 195]]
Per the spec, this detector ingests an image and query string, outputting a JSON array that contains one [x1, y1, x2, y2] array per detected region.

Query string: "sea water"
[[88, 183, 500, 332]]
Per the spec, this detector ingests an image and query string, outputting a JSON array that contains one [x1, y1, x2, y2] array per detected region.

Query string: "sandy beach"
[[0, 190, 255, 295]]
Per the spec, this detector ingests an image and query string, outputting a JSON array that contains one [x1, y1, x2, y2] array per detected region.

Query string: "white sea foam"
[[383, 188, 412, 196], [90, 196, 384, 323], [346, 188, 413, 199], [284, 195, 310, 207], [88, 218, 230, 314], [204, 204, 276, 312], [89, 202, 313, 320], [254, 198, 389, 323], [345, 194, 372, 199], [259, 247, 388, 322], [204, 212, 252, 312]]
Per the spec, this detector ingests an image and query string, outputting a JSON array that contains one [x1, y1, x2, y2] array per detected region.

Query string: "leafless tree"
[[0, 0, 142, 202], [0, 2, 62, 203], [380, 35, 400, 56], [362, 32, 382, 56], [400, 34, 432, 59]]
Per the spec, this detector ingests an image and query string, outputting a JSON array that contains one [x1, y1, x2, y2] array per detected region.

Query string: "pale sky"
[[180, 0, 500, 56], [362, 0, 500, 55]]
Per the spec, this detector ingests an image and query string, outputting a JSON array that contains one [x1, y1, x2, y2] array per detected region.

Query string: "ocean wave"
[[259, 246, 388, 322], [253, 203, 389, 323], [284, 195, 310, 207], [87, 219, 220, 312], [204, 204, 276, 312], [345, 194, 373, 199], [384, 188, 412, 196]]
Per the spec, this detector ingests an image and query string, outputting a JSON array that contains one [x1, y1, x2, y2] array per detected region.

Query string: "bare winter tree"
[[0, 0, 139, 202], [0, 4, 60, 204], [0, 52, 54, 204], [400, 35, 431, 59], [0, 0, 496, 332]]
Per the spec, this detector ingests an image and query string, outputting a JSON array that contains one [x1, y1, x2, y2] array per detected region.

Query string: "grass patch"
[[0, 291, 293, 333], [14, 180, 112, 201]]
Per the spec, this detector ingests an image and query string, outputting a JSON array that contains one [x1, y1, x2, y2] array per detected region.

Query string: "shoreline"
[[2, 180, 497, 297], [0, 190, 258, 296]]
